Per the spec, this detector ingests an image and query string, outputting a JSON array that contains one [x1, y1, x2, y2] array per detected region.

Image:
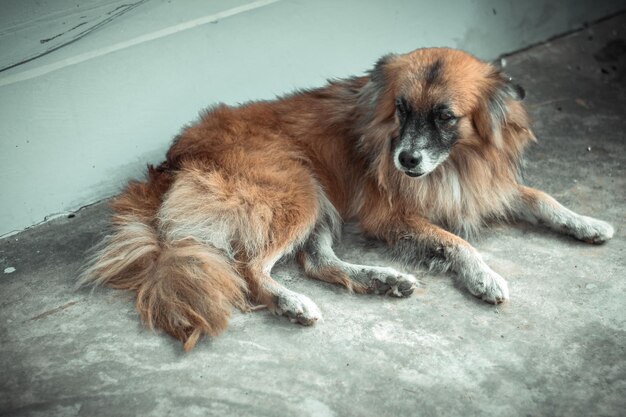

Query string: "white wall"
[[1, 0, 624, 236]]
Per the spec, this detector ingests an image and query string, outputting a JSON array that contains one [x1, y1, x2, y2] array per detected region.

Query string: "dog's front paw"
[[572, 216, 614, 244], [464, 268, 509, 304], [274, 290, 322, 326], [356, 266, 417, 297]]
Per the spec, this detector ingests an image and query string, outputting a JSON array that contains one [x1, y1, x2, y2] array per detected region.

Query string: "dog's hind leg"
[[513, 185, 614, 244], [159, 160, 327, 328], [297, 213, 417, 297], [243, 255, 322, 326]]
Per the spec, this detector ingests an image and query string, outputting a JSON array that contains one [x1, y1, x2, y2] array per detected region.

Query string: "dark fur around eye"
[[395, 97, 410, 116]]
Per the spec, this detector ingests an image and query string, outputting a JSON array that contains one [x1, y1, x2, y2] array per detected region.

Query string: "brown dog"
[[81, 48, 614, 350]]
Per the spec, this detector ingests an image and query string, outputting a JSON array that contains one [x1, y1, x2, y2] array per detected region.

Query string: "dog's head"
[[363, 48, 528, 178]]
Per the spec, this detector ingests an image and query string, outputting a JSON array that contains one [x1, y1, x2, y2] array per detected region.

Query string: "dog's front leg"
[[513, 185, 614, 244], [363, 215, 509, 303]]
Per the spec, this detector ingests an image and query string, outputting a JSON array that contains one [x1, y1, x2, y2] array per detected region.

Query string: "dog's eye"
[[437, 110, 456, 122]]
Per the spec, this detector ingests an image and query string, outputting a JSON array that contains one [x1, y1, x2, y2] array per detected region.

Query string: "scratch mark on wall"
[[40, 22, 88, 44], [2, 0, 149, 73], [0, 0, 282, 88]]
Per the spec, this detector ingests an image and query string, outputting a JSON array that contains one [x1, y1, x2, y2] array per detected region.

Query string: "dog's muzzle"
[[398, 151, 424, 177]]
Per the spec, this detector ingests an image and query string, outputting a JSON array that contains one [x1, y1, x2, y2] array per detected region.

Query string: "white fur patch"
[[442, 166, 462, 207], [348, 265, 417, 297], [453, 245, 509, 304], [392, 146, 449, 176], [273, 288, 322, 325], [159, 207, 235, 254], [418, 150, 450, 174], [524, 194, 616, 244]]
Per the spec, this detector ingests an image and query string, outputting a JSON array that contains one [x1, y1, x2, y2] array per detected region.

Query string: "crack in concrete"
[[26, 300, 80, 322]]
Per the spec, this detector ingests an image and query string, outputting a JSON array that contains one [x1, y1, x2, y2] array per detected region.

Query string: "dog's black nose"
[[399, 151, 421, 169]]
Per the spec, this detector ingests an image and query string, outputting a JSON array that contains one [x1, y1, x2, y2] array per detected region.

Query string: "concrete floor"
[[1, 14, 625, 417]]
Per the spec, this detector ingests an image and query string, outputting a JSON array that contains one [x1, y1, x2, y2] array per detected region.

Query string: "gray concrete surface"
[[1, 13, 625, 417]]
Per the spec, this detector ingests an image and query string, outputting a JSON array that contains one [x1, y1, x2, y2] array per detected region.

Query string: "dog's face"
[[371, 49, 525, 178], [392, 90, 460, 177]]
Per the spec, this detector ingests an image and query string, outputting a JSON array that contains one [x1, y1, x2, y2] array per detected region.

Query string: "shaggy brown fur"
[[81, 48, 614, 350]]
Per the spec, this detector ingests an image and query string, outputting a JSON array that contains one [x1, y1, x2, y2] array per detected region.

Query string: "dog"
[[81, 47, 614, 351]]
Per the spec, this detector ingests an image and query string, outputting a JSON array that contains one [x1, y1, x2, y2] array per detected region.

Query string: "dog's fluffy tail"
[[79, 167, 248, 351]]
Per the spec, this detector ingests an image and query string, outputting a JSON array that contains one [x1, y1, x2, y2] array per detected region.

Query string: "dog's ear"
[[500, 74, 525, 101], [473, 70, 526, 147], [358, 53, 400, 192], [369, 54, 397, 85], [362, 53, 399, 122]]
